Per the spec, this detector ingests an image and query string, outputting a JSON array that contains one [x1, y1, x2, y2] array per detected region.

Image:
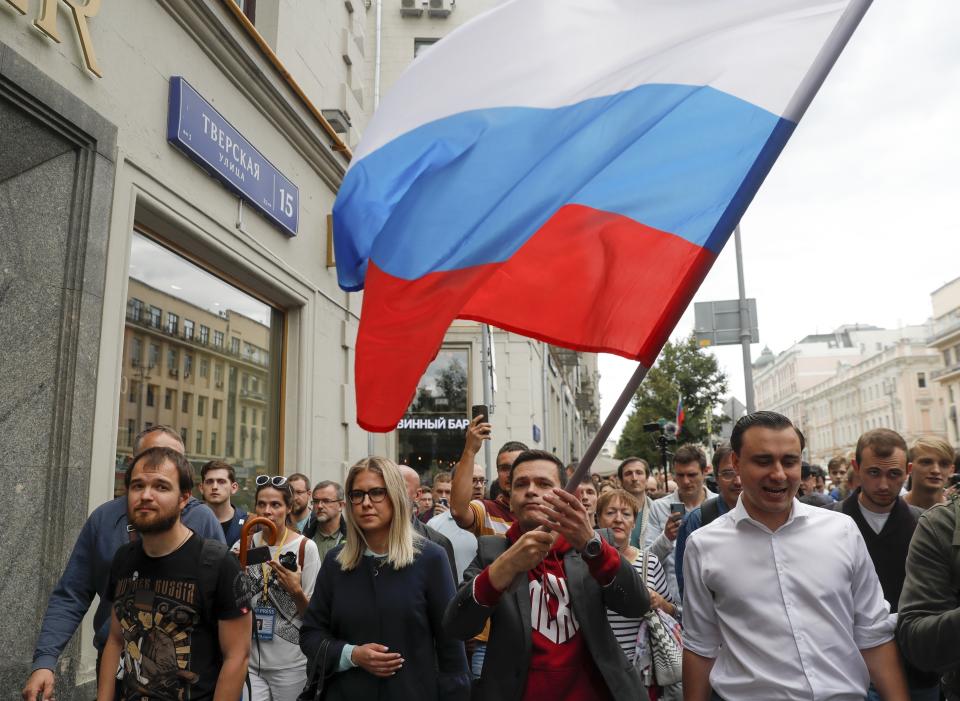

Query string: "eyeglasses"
[[256, 475, 287, 487], [717, 470, 738, 480], [496, 463, 512, 473], [314, 498, 343, 506], [472, 477, 487, 485], [348, 487, 388, 505]]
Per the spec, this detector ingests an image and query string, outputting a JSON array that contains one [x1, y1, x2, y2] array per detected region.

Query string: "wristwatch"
[[580, 532, 603, 560]]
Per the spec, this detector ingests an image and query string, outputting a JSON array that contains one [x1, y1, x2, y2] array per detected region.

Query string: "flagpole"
[[563, 362, 649, 494]]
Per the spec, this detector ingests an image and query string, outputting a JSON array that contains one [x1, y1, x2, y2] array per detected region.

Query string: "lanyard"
[[260, 527, 287, 599]]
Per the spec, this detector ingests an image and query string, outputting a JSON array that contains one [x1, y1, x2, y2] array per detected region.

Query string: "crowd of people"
[[20, 411, 960, 701]]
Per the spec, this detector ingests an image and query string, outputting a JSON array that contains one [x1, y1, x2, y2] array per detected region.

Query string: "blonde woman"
[[596, 489, 677, 700], [300, 457, 470, 701]]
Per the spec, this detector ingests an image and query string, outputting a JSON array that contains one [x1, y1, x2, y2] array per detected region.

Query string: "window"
[[945, 350, 952, 367], [180, 427, 188, 444], [242, 374, 249, 392], [414, 38, 438, 58], [118, 231, 282, 508], [130, 337, 142, 366], [127, 419, 135, 447], [917, 372, 927, 389], [129, 298, 144, 322], [397, 347, 470, 474], [241, 407, 247, 424], [233, 0, 256, 23]]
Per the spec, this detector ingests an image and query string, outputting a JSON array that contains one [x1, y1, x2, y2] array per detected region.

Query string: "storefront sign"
[[167, 77, 299, 237], [396, 416, 471, 431], [4, 0, 102, 77]]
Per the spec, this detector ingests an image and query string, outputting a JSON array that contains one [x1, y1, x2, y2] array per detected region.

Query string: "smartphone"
[[439, 498, 449, 507], [670, 503, 685, 518], [471, 404, 489, 422], [950, 474, 960, 487]]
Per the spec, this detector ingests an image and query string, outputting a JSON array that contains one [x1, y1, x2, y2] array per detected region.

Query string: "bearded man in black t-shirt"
[[97, 447, 252, 700]]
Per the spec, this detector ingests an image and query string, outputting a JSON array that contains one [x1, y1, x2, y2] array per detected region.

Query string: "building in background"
[[930, 277, 960, 447], [752, 324, 933, 427], [801, 340, 947, 463]]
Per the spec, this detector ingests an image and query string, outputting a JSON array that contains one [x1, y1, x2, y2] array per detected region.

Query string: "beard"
[[129, 504, 181, 534]]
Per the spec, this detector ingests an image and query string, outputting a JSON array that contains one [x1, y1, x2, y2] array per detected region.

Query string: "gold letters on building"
[[5, 0, 103, 78]]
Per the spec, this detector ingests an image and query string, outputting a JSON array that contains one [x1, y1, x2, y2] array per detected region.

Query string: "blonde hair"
[[337, 456, 420, 571], [909, 436, 956, 465]]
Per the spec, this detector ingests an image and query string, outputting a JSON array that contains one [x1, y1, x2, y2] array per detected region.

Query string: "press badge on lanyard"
[[254, 606, 276, 641]]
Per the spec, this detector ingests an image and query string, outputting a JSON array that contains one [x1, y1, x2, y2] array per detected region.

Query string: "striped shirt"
[[606, 550, 674, 659], [466, 495, 515, 537]]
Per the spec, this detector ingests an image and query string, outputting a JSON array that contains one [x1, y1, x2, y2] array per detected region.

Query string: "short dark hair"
[[855, 429, 907, 466], [126, 447, 194, 494], [673, 444, 707, 471], [433, 471, 453, 486], [133, 424, 184, 453], [730, 411, 805, 454], [509, 449, 564, 488], [711, 442, 733, 472], [200, 460, 236, 483], [498, 441, 529, 457], [617, 457, 648, 481], [287, 472, 310, 489], [313, 480, 344, 501], [827, 455, 849, 472]]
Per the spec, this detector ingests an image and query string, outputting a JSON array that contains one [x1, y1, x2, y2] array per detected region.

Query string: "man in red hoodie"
[[443, 449, 649, 701]]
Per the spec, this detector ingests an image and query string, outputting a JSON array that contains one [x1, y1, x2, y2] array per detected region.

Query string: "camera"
[[278, 551, 298, 572], [949, 474, 960, 488]]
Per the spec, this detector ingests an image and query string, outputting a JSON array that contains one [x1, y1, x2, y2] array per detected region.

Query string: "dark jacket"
[[301, 538, 469, 701], [302, 513, 348, 541], [897, 497, 960, 700], [830, 491, 922, 611], [412, 515, 459, 583], [443, 531, 648, 701]]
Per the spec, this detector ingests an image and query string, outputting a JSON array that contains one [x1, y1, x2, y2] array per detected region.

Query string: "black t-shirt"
[[108, 533, 248, 700]]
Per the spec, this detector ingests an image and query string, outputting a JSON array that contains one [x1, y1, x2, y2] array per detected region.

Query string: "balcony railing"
[[932, 363, 960, 381], [931, 314, 960, 345]]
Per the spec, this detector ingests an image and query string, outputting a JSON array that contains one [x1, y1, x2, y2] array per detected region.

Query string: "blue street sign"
[[167, 77, 299, 237]]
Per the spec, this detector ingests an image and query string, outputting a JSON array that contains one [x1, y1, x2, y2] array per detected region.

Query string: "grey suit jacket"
[[442, 531, 649, 701]]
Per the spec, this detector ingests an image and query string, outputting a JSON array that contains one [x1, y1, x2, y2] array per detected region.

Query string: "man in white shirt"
[[682, 411, 909, 701]]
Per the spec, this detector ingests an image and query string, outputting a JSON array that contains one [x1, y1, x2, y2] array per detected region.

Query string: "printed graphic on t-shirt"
[[243, 564, 302, 645], [113, 574, 200, 700], [529, 572, 580, 644]]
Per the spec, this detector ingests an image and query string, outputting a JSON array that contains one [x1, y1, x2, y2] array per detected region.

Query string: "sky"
[[599, 0, 960, 441]]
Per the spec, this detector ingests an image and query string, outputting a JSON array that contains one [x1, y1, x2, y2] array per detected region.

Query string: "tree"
[[615, 333, 728, 471]]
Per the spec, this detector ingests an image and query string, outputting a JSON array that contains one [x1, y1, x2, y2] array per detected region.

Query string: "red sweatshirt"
[[473, 522, 621, 701]]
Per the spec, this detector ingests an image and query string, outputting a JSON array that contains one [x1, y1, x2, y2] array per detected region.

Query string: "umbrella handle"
[[239, 516, 279, 567]]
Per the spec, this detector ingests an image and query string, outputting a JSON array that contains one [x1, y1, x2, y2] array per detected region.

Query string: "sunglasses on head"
[[256, 475, 287, 488]]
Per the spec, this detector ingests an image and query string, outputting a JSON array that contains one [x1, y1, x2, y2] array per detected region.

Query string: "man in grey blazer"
[[443, 449, 649, 701]]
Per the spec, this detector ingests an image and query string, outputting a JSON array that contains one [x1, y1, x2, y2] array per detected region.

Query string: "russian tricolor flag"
[[335, 0, 871, 432]]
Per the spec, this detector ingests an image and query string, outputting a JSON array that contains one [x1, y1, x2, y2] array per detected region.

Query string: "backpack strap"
[[198, 539, 230, 626], [700, 497, 721, 527], [298, 535, 307, 568]]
